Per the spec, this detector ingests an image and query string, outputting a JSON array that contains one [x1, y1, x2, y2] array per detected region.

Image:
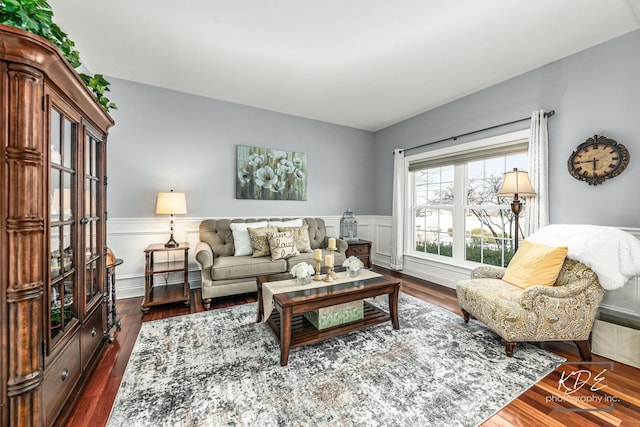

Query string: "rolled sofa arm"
[[470, 266, 505, 280], [195, 241, 214, 269], [336, 238, 348, 254]]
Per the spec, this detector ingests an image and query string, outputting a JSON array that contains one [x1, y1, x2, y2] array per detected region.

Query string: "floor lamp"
[[155, 190, 187, 248], [497, 168, 536, 252]]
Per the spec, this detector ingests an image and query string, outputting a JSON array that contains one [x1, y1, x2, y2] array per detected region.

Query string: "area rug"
[[107, 294, 564, 427]]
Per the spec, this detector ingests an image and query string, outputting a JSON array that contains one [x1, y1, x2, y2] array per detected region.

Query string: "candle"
[[313, 249, 323, 262], [327, 237, 337, 251], [325, 254, 334, 267]]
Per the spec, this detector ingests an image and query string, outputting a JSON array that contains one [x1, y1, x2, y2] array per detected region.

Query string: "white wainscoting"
[[109, 215, 640, 318], [108, 215, 376, 300], [369, 216, 640, 318]]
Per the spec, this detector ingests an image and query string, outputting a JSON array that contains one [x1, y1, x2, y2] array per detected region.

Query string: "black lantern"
[[340, 209, 358, 241]]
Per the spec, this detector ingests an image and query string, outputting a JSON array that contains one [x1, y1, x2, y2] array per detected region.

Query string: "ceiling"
[[49, 0, 640, 131]]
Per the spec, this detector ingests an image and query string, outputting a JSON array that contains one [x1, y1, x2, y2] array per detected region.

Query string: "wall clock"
[[567, 134, 630, 186]]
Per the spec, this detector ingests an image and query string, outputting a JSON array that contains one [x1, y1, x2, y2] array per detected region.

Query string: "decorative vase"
[[296, 275, 311, 285], [347, 267, 360, 278]]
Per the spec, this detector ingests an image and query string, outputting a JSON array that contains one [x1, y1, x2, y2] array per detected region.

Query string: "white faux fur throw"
[[526, 224, 640, 291]]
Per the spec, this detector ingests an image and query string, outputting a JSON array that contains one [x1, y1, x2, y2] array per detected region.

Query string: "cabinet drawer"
[[81, 307, 106, 370], [347, 245, 369, 256], [42, 333, 81, 426]]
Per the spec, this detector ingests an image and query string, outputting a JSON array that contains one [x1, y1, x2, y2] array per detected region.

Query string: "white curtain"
[[526, 110, 550, 236], [391, 149, 405, 270]]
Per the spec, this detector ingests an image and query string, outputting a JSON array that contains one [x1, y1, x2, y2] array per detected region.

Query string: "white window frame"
[[405, 129, 529, 268]]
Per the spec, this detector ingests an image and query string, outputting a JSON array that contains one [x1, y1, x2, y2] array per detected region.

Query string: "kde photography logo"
[[546, 361, 620, 412]]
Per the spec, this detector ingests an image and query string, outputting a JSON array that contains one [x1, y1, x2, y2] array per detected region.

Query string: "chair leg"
[[574, 340, 593, 361], [461, 309, 471, 323], [203, 298, 211, 310], [502, 339, 517, 357]]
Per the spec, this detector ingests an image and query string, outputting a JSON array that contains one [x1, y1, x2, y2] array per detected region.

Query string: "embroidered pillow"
[[268, 231, 299, 260], [279, 225, 312, 253], [230, 221, 267, 256], [248, 226, 278, 257], [502, 240, 568, 289]]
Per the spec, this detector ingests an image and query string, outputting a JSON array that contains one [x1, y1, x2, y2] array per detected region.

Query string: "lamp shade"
[[497, 168, 536, 198], [155, 191, 187, 215]]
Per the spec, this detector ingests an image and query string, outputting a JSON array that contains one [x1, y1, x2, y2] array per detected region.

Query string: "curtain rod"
[[396, 110, 555, 155]]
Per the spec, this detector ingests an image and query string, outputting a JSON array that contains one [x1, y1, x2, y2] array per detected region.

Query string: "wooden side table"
[[142, 243, 190, 313], [345, 239, 372, 268]]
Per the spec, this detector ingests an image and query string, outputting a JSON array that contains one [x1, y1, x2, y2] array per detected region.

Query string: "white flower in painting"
[[292, 156, 303, 167], [270, 180, 285, 193], [254, 166, 276, 188], [248, 154, 265, 167], [237, 169, 251, 184], [294, 168, 305, 180], [270, 150, 287, 161], [290, 262, 315, 278], [276, 159, 295, 176]]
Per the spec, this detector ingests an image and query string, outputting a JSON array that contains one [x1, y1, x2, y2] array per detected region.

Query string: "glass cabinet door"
[[84, 129, 104, 310], [49, 108, 78, 344]]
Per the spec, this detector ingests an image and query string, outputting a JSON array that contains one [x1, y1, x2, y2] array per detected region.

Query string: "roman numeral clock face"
[[567, 135, 630, 185]]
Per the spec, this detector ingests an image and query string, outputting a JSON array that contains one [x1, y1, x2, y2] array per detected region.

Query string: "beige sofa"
[[195, 218, 347, 309], [456, 258, 604, 360]]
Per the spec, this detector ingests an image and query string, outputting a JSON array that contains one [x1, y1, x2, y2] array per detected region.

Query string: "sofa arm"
[[195, 241, 215, 269], [470, 266, 505, 279], [336, 238, 348, 254], [521, 278, 604, 311]]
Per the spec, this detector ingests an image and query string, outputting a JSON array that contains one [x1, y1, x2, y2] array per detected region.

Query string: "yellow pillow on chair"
[[502, 240, 568, 289]]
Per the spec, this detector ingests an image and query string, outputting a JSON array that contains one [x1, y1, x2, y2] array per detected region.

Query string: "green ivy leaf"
[[1, 0, 117, 112]]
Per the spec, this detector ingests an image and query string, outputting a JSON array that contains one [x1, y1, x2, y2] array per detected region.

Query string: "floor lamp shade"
[[497, 168, 536, 198], [156, 190, 187, 247], [497, 168, 535, 251]]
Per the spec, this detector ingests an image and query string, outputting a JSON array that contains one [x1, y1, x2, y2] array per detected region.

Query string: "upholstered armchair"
[[456, 258, 605, 360]]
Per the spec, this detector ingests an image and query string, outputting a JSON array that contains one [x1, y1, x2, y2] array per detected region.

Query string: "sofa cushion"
[[268, 231, 299, 260], [279, 225, 312, 253], [212, 255, 287, 281], [248, 226, 278, 257], [502, 240, 568, 289], [230, 221, 267, 256]]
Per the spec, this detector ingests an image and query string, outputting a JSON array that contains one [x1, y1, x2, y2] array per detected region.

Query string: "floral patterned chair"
[[456, 258, 605, 360]]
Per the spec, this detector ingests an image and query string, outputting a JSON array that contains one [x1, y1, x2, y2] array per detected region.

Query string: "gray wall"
[[374, 29, 640, 228], [105, 79, 375, 218]]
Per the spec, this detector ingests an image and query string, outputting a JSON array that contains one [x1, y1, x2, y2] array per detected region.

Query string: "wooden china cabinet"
[[0, 25, 114, 426]]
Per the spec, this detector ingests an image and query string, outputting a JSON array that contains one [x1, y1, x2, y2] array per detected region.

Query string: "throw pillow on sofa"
[[279, 225, 312, 253], [268, 218, 303, 228], [268, 231, 299, 260], [230, 221, 268, 256], [248, 226, 278, 257], [502, 240, 568, 289]]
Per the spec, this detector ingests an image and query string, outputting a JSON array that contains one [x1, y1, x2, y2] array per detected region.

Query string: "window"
[[409, 131, 530, 267]]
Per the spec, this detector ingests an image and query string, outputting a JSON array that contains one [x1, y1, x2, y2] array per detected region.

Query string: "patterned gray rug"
[[108, 294, 564, 427]]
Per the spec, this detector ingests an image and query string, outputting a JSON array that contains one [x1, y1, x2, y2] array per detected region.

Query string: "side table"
[[345, 239, 372, 268], [142, 243, 191, 313], [106, 257, 123, 342]]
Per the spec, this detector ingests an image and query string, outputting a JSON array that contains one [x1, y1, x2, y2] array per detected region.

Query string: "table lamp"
[[496, 168, 536, 251], [155, 190, 187, 247]]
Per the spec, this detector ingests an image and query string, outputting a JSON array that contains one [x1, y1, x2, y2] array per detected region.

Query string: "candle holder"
[[313, 259, 323, 281], [323, 248, 338, 282], [323, 265, 335, 282]]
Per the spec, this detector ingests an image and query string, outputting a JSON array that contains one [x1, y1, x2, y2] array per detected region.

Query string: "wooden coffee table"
[[257, 270, 400, 366]]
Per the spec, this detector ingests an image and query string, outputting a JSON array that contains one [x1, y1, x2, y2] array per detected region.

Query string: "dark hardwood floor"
[[65, 267, 640, 427]]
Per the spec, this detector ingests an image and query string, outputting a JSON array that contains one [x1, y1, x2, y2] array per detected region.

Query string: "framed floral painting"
[[236, 145, 308, 200]]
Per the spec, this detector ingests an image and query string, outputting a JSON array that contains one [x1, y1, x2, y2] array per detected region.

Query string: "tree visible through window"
[[411, 149, 529, 268]]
